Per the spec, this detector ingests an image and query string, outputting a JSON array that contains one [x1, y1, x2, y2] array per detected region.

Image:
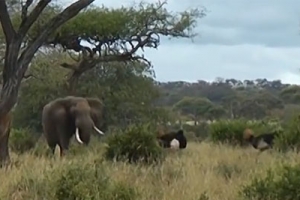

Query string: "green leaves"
[[14, 1, 205, 45], [104, 123, 165, 164], [240, 164, 300, 200], [173, 97, 225, 120]]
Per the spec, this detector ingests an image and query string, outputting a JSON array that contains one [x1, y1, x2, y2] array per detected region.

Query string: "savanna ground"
[[0, 137, 298, 200]]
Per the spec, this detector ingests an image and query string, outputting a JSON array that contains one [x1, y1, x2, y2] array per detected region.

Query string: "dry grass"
[[0, 141, 299, 200]]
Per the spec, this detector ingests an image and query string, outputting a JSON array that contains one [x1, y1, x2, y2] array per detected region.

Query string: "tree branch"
[[0, 0, 16, 43], [18, 0, 51, 37], [18, 0, 95, 77], [0, 0, 94, 117], [21, 0, 34, 21]]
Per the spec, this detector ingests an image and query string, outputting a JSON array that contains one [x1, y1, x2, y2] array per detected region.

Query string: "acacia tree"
[[40, 1, 206, 92], [0, 0, 95, 165], [173, 97, 213, 124], [0, 0, 206, 165]]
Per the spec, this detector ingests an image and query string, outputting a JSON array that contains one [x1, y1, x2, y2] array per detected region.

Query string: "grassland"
[[0, 141, 299, 200]]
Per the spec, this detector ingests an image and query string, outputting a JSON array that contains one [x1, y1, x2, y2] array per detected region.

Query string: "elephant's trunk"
[[75, 128, 84, 144]]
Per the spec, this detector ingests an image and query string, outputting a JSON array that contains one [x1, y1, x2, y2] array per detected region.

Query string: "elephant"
[[42, 96, 105, 156]]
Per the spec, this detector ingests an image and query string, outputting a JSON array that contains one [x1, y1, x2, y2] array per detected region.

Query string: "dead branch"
[[17, 0, 95, 78], [18, 0, 51, 37], [0, 1, 16, 43], [21, 0, 34, 21], [23, 73, 37, 79]]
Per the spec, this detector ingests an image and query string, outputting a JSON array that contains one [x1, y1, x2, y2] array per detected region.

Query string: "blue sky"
[[69, 0, 300, 84]]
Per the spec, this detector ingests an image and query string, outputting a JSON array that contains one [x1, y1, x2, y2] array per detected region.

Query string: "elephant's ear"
[[86, 98, 104, 119], [86, 98, 104, 111], [86, 98, 104, 131]]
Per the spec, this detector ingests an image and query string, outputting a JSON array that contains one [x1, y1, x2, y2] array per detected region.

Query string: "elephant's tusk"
[[75, 127, 84, 144], [93, 126, 104, 135]]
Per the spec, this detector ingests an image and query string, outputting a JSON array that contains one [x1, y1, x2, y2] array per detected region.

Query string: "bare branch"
[[67, 51, 81, 62], [60, 62, 79, 71], [21, 0, 34, 21], [23, 73, 39, 80], [18, 0, 95, 77], [23, 73, 32, 79], [0, 0, 16, 43], [18, 0, 51, 37], [0, 0, 94, 118]]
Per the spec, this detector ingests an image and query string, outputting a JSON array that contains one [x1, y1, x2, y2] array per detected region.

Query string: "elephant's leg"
[[48, 144, 56, 155], [57, 131, 71, 158], [58, 140, 70, 157], [44, 133, 58, 156], [42, 117, 59, 156], [58, 145, 65, 157], [55, 113, 74, 157]]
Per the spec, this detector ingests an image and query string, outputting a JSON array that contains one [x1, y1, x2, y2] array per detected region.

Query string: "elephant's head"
[[69, 97, 105, 144]]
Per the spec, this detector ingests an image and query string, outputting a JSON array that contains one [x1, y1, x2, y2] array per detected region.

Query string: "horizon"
[[154, 77, 299, 85]]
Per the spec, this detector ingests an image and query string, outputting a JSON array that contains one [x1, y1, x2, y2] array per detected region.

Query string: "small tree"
[[173, 97, 213, 123]]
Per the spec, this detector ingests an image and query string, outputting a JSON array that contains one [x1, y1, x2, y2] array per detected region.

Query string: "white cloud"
[[145, 44, 300, 83], [279, 72, 300, 84]]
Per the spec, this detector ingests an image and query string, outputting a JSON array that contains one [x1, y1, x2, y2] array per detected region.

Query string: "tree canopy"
[[157, 78, 296, 122]]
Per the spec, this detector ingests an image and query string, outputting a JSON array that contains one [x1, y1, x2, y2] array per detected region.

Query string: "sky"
[[69, 0, 300, 84]]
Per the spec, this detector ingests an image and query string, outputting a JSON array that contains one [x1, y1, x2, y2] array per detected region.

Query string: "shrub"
[[240, 164, 300, 200], [183, 123, 209, 140], [167, 122, 209, 141], [104, 123, 165, 164], [9, 128, 37, 154], [209, 119, 280, 146], [274, 114, 300, 152]]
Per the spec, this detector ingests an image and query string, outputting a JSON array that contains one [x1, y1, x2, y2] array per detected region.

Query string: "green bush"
[[9, 128, 37, 154], [104, 123, 165, 164], [209, 119, 281, 146], [168, 122, 209, 141], [274, 114, 300, 152], [240, 164, 300, 200], [183, 123, 209, 140]]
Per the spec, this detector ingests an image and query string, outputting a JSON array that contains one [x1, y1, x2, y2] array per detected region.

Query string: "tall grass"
[[0, 140, 299, 200]]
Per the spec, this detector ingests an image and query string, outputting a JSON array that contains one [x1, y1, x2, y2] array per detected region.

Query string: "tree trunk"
[[0, 111, 12, 166], [68, 71, 81, 95], [0, 40, 23, 166]]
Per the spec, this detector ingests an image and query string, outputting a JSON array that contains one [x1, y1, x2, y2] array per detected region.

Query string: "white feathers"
[[170, 139, 180, 149], [257, 139, 270, 150]]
